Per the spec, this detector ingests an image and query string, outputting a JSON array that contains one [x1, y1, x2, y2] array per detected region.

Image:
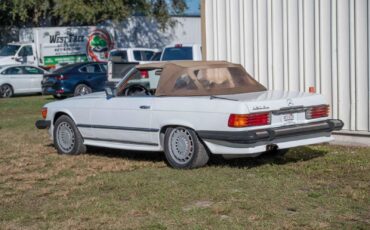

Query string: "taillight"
[[228, 112, 270, 127], [306, 105, 329, 119], [41, 107, 47, 119], [140, 70, 149, 79], [56, 75, 67, 80]]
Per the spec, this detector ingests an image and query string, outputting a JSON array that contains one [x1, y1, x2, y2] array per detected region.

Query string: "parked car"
[[35, 61, 343, 169], [42, 62, 107, 98], [0, 64, 47, 98], [160, 44, 202, 61]]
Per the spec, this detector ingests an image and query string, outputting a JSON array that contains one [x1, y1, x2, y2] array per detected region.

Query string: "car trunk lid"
[[219, 90, 327, 127]]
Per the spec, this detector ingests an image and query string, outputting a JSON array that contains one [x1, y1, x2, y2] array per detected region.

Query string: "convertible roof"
[[136, 61, 266, 96]]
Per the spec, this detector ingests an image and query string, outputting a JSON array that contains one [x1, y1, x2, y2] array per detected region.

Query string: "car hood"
[[0, 56, 16, 65]]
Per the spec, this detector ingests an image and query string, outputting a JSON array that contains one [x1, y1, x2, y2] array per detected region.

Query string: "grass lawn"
[[0, 95, 369, 229]]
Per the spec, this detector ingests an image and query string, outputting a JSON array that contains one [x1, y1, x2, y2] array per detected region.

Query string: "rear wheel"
[[53, 115, 86, 155], [1, 84, 13, 98], [164, 127, 209, 169], [74, 84, 92, 96]]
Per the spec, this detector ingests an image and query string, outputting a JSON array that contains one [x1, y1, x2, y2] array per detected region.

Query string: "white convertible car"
[[36, 61, 343, 169]]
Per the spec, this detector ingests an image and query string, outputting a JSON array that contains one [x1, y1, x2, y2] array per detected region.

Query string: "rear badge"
[[253, 105, 270, 110], [287, 98, 294, 107]]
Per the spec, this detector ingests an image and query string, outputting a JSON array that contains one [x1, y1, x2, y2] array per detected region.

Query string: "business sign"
[[86, 29, 114, 62], [29, 27, 114, 66]]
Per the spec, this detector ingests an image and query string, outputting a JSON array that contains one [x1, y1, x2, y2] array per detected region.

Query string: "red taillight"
[[55, 75, 67, 80], [228, 112, 270, 128], [306, 105, 329, 119], [140, 70, 149, 79], [41, 107, 47, 119]]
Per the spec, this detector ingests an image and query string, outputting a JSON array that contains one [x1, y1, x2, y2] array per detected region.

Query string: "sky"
[[184, 0, 200, 16]]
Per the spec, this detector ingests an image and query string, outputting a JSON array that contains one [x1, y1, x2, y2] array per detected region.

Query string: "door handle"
[[139, 105, 151, 109]]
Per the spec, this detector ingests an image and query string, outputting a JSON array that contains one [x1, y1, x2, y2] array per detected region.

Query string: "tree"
[[0, 0, 187, 29]]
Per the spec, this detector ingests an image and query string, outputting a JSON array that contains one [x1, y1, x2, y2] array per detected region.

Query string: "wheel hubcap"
[[1, 85, 12, 97], [168, 128, 194, 164], [78, 86, 90, 95], [56, 122, 75, 152]]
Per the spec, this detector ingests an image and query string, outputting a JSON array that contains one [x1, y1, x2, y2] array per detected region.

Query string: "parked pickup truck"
[[107, 48, 159, 82]]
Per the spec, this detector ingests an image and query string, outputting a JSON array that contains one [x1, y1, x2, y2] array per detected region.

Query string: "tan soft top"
[[136, 61, 266, 96]]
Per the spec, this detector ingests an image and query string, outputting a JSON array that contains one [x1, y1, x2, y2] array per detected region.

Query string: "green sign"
[[44, 55, 88, 66]]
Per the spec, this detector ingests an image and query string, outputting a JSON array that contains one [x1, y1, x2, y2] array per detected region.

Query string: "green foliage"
[[0, 0, 187, 29]]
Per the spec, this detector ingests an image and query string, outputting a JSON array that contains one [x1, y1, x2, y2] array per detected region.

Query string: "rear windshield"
[[150, 52, 162, 61], [162, 47, 193, 61], [110, 50, 128, 62], [0, 45, 20, 56], [156, 66, 266, 96]]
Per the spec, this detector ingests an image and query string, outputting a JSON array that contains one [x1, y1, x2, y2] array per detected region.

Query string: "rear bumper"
[[42, 86, 72, 96], [197, 119, 343, 144], [198, 119, 343, 155], [35, 120, 51, 129]]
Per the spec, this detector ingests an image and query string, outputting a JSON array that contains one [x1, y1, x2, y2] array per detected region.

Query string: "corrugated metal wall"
[[202, 0, 370, 134]]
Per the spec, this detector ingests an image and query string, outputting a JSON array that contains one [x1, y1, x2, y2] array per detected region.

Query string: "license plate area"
[[281, 113, 297, 125]]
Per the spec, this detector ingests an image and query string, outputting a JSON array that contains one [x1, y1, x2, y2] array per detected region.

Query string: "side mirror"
[[14, 57, 22, 62], [104, 86, 115, 99]]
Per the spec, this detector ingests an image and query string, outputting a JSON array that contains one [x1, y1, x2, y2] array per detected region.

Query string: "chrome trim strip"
[[84, 137, 158, 146]]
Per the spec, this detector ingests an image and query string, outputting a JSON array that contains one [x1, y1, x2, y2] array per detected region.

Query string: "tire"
[[53, 95, 67, 99], [164, 127, 209, 169], [1, 84, 13, 98], [74, 84, 92, 96], [53, 115, 86, 155]]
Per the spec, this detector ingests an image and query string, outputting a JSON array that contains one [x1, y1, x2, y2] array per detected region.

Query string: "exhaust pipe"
[[266, 144, 278, 152]]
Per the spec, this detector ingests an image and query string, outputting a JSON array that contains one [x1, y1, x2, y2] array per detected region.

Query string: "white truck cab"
[[0, 43, 37, 66]]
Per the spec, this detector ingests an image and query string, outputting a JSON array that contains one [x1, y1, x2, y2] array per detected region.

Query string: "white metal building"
[[201, 0, 370, 145]]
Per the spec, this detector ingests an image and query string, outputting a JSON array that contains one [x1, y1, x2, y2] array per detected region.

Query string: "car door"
[[79, 63, 107, 91], [17, 45, 35, 65], [2, 66, 28, 93], [23, 66, 44, 92], [89, 96, 155, 146]]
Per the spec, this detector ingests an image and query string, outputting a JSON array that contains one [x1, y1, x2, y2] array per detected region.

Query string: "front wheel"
[[74, 84, 92, 96], [164, 127, 209, 169], [53, 115, 86, 155]]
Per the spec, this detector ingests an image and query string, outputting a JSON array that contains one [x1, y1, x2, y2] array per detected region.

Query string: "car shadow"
[[86, 146, 165, 163], [208, 146, 327, 168], [47, 144, 327, 168]]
